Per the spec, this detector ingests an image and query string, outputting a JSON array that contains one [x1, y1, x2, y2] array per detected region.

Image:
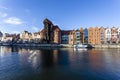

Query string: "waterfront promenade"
[[0, 43, 73, 48], [0, 43, 120, 48], [92, 44, 120, 49]]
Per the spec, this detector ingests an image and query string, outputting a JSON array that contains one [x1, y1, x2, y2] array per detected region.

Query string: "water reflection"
[[57, 49, 70, 65], [0, 46, 12, 57], [40, 49, 54, 67], [0, 47, 120, 80]]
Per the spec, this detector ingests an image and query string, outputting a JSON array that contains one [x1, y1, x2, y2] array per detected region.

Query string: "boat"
[[74, 44, 88, 49]]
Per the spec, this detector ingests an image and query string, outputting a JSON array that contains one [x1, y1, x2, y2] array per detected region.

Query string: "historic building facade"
[[99, 26, 105, 44], [95, 27, 100, 44], [20, 31, 32, 42], [84, 28, 88, 44], [2, 18, 120, 45], [0, 31, 3, 37], [105, 27, 111, 44], [88, 27, 93, 44], [42, 18, 53, 43], [118, 28, 120, 43], [53, 25, 61, 43], [111, 27, 118, 43], [80, 28, 84, 44], [61, 30, 70, 44], [40, 29, 45, 43], [88, 27, 100, 44], [67, 29, 84, 44], [40, 18, 61, 44], [1, 33, 16, 42], [68, 31, 73, 44], [76, 29, 81, 44], [0, 31, 3, 42], [72, 30, 77, 44], [32, 32, 41, 43]]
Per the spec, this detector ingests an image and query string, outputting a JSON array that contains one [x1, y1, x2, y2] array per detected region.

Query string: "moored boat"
[[74, 44, 88, 49]]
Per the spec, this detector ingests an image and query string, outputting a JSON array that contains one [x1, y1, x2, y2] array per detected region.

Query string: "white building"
[[32, 32, 41, 43], [20, 31, 32, 42], [105, 27, 111, 43], [1, 33, 13, 42]]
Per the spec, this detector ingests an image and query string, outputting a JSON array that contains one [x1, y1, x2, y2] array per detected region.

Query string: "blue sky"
[[0, 0, 120, 33]]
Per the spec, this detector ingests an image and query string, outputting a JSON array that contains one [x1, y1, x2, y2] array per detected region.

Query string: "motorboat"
[[74, 44, 88, 49]]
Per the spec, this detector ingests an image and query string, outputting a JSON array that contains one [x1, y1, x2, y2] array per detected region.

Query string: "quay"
[[0, 43, 73, 48], [1, 43, 120, 49], [92, 44, 120, 49]]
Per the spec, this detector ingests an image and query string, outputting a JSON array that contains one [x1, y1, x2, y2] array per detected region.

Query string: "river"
[[0, 46, 120, 80]]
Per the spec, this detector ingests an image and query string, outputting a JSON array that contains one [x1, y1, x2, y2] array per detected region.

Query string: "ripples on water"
[[0, 46, 120, 80]]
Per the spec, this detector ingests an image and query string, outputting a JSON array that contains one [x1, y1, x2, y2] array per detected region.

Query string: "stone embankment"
[[0, 43, 73, 48], [92, 44, 120, 49], [1, 43, 120, 48]]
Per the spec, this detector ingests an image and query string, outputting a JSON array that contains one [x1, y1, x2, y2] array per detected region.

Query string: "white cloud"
[[32, 26, 40, 32], [0, 5, 8, 10], [0, 12, 7, 17], [3, 17, 24, 25]]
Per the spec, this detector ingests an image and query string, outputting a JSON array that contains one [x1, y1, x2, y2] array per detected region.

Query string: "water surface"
[[0, 46, 120, 80]]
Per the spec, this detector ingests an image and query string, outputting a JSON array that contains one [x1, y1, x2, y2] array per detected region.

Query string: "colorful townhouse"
[[20, 31, 32, 42], [111, 27, 118, 43], [105, 27, 111, 44], [99, 26, 105, 44], [68, 31, 74, 44], [118, 28, 120, 43], [68, 29, 84, 44], [84, 28, 88, 44], [88, 27, 100, 45], [61, 30, 70, 44], [0, 31, 3, 42], [2, 18, 120, 45], [80, 28, 84, 44]]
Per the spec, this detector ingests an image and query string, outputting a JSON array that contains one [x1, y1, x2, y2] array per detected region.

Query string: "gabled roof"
[[33, 32, 40, 34], [43, 18, 53, 25], [52, 25, 61, 31], [40, 29, 45, 33]]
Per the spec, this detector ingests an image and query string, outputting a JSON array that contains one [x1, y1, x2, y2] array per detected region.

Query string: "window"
[[76, 31, 80, 36], [77, 36, 80, 38], [107, 30, 110, 34]]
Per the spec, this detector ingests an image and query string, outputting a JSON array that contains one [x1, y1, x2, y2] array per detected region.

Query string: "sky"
[[0, 0, 120, 33]]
